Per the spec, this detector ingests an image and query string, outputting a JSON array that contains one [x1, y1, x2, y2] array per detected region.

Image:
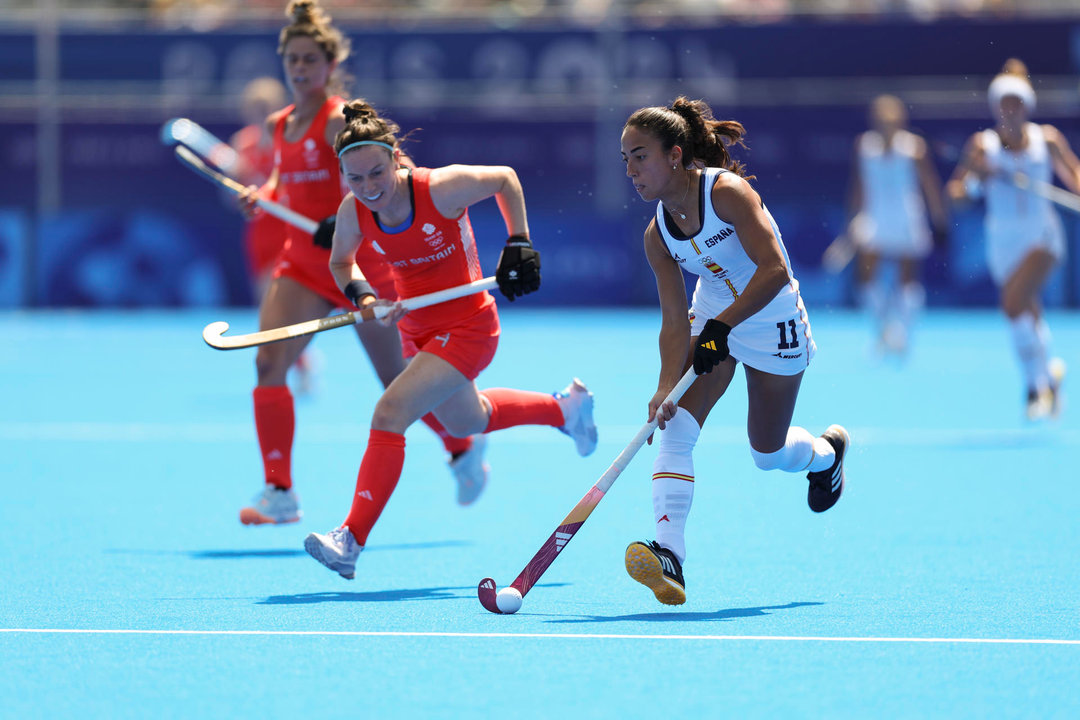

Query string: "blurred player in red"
[[236, 0, 489, 528], [230, 77, 324, 393], [231, 76, 288, 298], [302, 99, 599, 579]]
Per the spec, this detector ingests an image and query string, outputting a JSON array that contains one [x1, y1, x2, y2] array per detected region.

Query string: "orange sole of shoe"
[[624, 543, 686, 606], [239, 508, 300, 526]]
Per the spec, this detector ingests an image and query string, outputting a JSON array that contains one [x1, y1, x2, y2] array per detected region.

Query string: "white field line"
[[1, 421, 1077, 446], [1, 628, 1078, 646]]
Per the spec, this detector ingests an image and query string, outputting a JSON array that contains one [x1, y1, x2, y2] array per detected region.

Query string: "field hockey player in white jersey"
[[619, 97, 850, 606], [946, 58, 1079, 421], [847, 94, 948, 356]]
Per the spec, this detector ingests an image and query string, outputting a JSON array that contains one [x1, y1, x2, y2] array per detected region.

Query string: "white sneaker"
[[290, 348, 323, 395], [555, 378, 598, 457], [450, 434, 489, 506], [304, 526, 362, 579], [239, 485, 301, 526], [1049, 357, 1066, 419]]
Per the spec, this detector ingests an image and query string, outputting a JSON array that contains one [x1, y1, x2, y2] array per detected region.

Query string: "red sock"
[[343, 429, 406, 545], [421, 413, 471, 456], [253, 385, 294, 489], [480, 388, 564, 433]]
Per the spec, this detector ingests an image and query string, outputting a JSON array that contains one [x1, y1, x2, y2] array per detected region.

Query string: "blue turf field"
[[2, 307, 1078, 718]]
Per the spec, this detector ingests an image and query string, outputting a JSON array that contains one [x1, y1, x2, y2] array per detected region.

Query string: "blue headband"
[[337, 140, 395, 158]]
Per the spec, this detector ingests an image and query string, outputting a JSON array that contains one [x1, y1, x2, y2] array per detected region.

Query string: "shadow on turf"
[[545, 601, 823, 624], [104, 540, 471, 560], [259, 582, 569, 605]]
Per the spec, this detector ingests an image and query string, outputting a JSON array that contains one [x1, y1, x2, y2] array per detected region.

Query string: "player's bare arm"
[[1043, 124, 1080, 194], [329, 192, 368, 296], [710, 174, 790, 329], [428, 164, 529, 237], [644, 220, 691, 426]]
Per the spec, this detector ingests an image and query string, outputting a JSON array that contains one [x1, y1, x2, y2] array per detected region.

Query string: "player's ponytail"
[[625, 97, 752, 179]]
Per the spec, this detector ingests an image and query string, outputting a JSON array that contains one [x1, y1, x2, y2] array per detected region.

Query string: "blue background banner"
[[3, 17, 1079, 307]]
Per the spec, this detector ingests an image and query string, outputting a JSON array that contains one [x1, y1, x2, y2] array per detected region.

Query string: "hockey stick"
[[1010, 172, 1080, 215], [174, 145, 319, 234], [478, 366, 699, 614], [161, 117, 239, 175], [821, 233, 856, 274], [203, 276, 499, 350]]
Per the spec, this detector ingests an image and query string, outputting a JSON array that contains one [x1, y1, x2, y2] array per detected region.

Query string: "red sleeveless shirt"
[[273, 96, 393, 298], [354, 167, 494, 332]]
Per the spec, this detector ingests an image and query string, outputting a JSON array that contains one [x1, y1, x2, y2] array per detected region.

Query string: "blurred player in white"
[[947, 59, 1079, 420], [847, 94, 947, 356]]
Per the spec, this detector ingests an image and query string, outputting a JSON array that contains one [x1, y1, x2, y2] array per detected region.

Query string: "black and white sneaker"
[[625, 540, 686, 606], [806, 424, 850, 513]]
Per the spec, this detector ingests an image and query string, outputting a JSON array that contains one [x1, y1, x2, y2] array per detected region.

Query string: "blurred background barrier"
[[2, 1, 1080, 308]]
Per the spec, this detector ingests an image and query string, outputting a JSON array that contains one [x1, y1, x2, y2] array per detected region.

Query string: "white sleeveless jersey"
[[852, 129, 930, 254], [656, 167, 799, 311], [980, 123, 1064, 283], [655, 167, 814, 375]]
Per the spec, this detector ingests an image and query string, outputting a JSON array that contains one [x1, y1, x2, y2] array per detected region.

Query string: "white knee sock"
[[652, 408, 699, 564], [1010, 313, 1050, 392], [749, 426, 835, 473], [860, 280, 889, 331], [898, 282, 924, 332]]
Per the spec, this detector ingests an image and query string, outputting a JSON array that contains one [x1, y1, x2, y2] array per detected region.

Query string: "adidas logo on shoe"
[[807, 424, 849, 513]]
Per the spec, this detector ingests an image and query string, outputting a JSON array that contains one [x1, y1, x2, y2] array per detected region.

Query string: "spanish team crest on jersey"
[[700, 255, 725, 276], [303, 137, 320, 167]]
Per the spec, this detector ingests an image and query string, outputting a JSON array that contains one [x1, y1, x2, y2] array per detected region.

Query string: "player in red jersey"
[[302, 99, 600, 579], [231, 77, 289, 296], [235, 0, 490, 528]]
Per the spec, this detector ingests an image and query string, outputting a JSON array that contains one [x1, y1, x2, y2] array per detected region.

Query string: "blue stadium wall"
[[1, 17, 1079, 308]]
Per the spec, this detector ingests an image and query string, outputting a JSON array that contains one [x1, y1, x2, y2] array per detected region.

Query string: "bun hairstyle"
[[334, 99, 404, 156], [625, 96, 752, 178], [278, 0, 350, 66], [987, 57, 1035, 115], [1001, 57, 1029, 78]]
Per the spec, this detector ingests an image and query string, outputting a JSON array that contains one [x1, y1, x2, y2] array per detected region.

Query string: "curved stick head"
[[202, 321, 232, 349], [477, 577, 503, 614]]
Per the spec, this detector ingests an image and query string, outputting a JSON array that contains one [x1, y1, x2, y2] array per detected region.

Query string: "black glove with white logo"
[[313, 215, 336, 249], [344, 279, 375, 308], [495, 235, 541, 302], [692, 319, 731, 375]]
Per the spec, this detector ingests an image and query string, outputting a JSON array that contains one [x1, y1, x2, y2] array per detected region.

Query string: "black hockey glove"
[[693, 319, 731, 375], [495, 235, 541, 302], [313, 215, 336, 249]]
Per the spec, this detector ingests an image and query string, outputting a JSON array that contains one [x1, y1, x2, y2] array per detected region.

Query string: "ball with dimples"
[[495, 587, 522, 614]]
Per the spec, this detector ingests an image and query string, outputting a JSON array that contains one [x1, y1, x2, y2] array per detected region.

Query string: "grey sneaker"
[[239, 485, 301, 526], [555, 378, 598, 457], [450, 434, 489, 506], [304, 526, 362, 580]]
